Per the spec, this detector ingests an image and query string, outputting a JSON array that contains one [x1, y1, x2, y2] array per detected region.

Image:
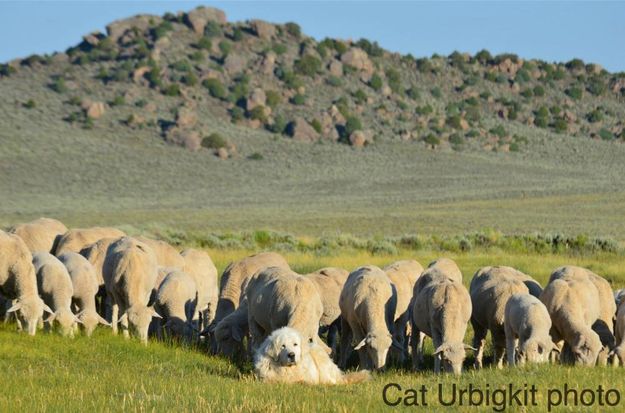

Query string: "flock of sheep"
[[2, 217, 625, 385]]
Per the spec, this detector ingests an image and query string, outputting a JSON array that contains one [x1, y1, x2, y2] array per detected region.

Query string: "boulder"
[[185, 7, 227, 35], [249, 20, 276, 39], [82, 101, 106, 119], [82, 32, 102, 47], [246, 88, 266, 111], [349, 130, 372, 147], [132, 66, 150, 84], [216, 147, 229, 159], [176, 107, 197, 128], [341, 48, 373, 74], [287, 117, 319, 142], [223, 54, 246, 74], [165, 127, 201, 151], [106, 14, 161, 43], [260, 52, 277, 75], [328, 60, 343, 77]]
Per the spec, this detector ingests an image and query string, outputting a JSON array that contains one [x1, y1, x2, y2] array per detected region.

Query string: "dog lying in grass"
[[254, 327, 371, 384]]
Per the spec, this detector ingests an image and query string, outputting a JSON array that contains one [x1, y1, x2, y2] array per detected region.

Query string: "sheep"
[[9, 217, 68, 254], [469, 266, 543, 369], [103, 237, 160, 344], [213, 299, 249, 359], [549, 266, 616, 365], [32, 252, 80, 337], [615, 289, 625, 306], [181, 248, 218, 329], [540, 266, 609, 366], [246, 266, 324, 351], [80, 237, 122, 287], [54, 227, 126, 255], [504, 293, 555, 365], [136, 236, 185, 269], [211, 252, 289, 329], [383, 260, 424, 361], [611, 299, 625, 366], [57, 252, 109, 336], [305, 267, 349, 355], [410, 259, 472, 375], [1, 230, 52, 335], [339, 265, 399, 370], [155, 270, 198, 341]]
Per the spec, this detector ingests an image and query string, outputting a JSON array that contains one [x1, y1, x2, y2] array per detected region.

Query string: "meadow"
[[3, 248, 625, 412]]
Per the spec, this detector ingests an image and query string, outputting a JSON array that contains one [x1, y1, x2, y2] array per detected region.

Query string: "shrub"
[[566, 58, 585, 71], [326, 76, 342, 87], [203, 78, 226, 99], [0, 64, 17, 77], [509, 142, 520, 152], [475, 49, 492, 64], [196, 37, 212, 50], [406, 87, 420, 100], [415, 104, 433, 116], [219, 40, 232, 56], [533, 85, 545, 97], [247, 152, 264, 160], [550, 106, 562, 116], [23, 99, 36, 109], [49, 77, 68, 93], [553, 118, 568, 133], [151, 21, 173, 40], [449, 133, 464, 145], [587, 77, 606, 96], [291, 93, 306, 105], [386, 68, 402, 94], [248, 106, 267, 122], [369, 73, 383, 91], [515, 69, 530, 83], [430, 86, 442, 98], [265, 90, 281, 108], [344, 116, 362, 137], [356, 38, 384, 57], [202, 133, 227, 149], [586, 109, 603, 123], [423, 134, 440, 146], [110, 95, 125, 107], [599, 128, 613, 140], [204, 21, 222, 37], [162, 83, 181, 96], [171, 60, 192, 72], [520, 88, 533, 98], [534, 116, 549, 128], [353, 89, 367, 104], [416, 58, 433, 73], [536, 106, 549, 118], [489, 125, 507, 138], [268, 114, 287, 134], [294, 55, 321, 77], [272, 43, 287, 55], [446, 115, 463, 130], [231, 27, 243, 41], [182, 73, 198, 86], [566, 87, 583, 100], [311, 118, 322, 134], [146, 66, 162, 88], [284, 22, 301, 37]]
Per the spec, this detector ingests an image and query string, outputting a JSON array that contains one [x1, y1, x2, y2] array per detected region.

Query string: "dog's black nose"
[[288, 352, 295, 360]]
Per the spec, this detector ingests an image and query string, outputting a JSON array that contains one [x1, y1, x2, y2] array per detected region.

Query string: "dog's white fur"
[[254, 327, 370, 385]]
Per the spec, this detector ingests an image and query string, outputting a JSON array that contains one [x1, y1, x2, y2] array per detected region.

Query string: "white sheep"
[[339, 265, 399, 370], [504, 293, 555, 365], [469, 266, 543, 368], [32, 252, 80, 337], [57, 251, 109, 336], [136, 236, 185, 269], [410, 258, 472, 375], [155, 270, 198, 341], [246, 266, 324, 351], [103, 237, 161, 344], [383, 260, 424, 361], [9, 217, 68, 254], [1, 230, 52, 335], [54, 227, 126, 255], [181, 248, 218, 329]]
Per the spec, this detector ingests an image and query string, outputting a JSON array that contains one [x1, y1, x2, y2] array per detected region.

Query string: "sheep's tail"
[[341, 370, 372, 384]]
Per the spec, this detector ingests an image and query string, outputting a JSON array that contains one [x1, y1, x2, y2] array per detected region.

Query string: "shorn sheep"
[[155, 270, 198, 341], [103, 237, 161, 344], [9, 217, 67, 254], [504, 293, 555, 365], [410, 258, 472, 375], [339, 265, 399, 370], [54, 227, 126, 255], [1, 230, 52, 335], [181, 248, 218, 329], [254, 327, 371, 385]]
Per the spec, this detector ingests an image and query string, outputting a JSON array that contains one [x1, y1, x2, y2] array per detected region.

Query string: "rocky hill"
[[1, 5, 624, 158]]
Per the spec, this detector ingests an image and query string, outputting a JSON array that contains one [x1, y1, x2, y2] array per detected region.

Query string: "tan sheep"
[[504, 293, 555, 365], [32, 252, 80, 337], [54, 227, 126, 255], [543, 266, 615, 365], [213, 298, 249, 359], [103, 237, 160, 344], [136, 236, 185, 269], [80, 237, 122, 288], [181, 248, 219, 329], [410, 259, 472, 375], [305, 267, 349, 355], [212, 252, 289, 328], [246, 266, 324, 351], [339, 265, 398, 370], [155, 270, 198, 341], [383, 260, 424, 361], [540, 266, 611, 366], [9, 217, 68, 253], [1, 230, 52, 335], [610, 299, 625, 366], [57, 251, 109, 336], [469, 266, 543, 368]]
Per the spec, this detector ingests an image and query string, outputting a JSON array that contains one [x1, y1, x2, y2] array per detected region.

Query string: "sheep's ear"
[[118, 312, 128, 324], [151, 308, 162, 319], [551, 344, 561, 354], [43, 304, 54, 315], [98, 315, 111, 326], [7, 302, 22, 313], [231, 325, 243, 342], [45, 313, 56, 323], [464, 344, 477, 351], [433, 345, 446, 356], [74, 315, 83, 324], [354, 337, 367, 350]]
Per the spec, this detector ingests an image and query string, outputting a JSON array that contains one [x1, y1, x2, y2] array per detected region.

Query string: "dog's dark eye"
[[281, 344, 286, 349], [309, 338, 313, 343], [294, 343, 298, 347]]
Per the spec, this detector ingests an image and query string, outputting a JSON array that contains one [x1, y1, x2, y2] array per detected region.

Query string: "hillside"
[[1, 6, 625, 238]]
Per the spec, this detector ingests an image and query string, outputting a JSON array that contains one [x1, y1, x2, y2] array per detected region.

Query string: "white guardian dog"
[[254, 327, 371, 384]]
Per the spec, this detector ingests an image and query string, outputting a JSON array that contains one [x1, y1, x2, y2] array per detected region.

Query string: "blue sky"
[[1, 1, 624, 72]]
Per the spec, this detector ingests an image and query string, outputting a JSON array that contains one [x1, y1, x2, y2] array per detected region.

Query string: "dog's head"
[[266, 327, 304, 366]]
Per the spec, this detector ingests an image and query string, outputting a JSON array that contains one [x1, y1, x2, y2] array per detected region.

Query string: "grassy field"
[[4, 249, 625, 412]]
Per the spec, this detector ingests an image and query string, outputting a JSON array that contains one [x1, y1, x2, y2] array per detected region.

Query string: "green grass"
[[4, 250, 625, 411]]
